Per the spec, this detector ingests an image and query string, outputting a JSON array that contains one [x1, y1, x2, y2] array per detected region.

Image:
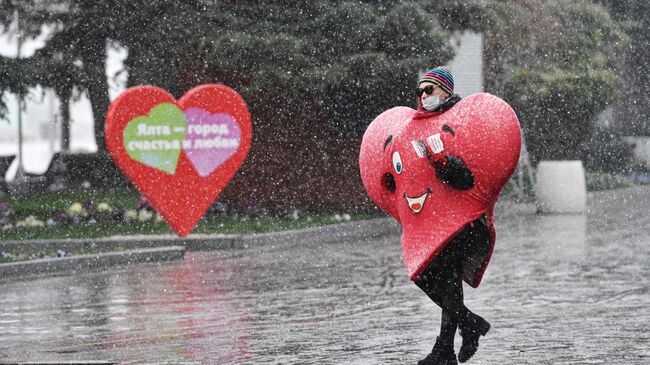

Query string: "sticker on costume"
[[411, 140, 427, 158]]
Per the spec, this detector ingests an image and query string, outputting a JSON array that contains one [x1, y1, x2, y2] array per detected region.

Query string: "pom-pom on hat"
[[419, 67, 454, 95]]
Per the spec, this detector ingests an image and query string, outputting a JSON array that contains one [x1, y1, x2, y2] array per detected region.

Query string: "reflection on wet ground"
[[0, 186, 648, 364]]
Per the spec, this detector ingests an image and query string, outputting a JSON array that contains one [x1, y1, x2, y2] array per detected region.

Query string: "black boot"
[[458, 312, 490, 363], [418, 337, 458, 365]]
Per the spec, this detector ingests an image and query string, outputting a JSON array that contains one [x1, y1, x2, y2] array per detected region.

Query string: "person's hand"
[[426, 133, 448, 169]]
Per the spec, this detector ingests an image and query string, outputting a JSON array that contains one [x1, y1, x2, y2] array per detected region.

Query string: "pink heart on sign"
[[183, 107, 242, 177]]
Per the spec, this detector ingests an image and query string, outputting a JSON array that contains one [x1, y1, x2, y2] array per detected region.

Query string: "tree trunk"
[[60, 91, 71, 152], [80, 38, 110, 155], [87, 66, 110, 154]]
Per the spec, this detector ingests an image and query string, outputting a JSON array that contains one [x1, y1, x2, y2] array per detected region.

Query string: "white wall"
[[448, 31, 484, 96]]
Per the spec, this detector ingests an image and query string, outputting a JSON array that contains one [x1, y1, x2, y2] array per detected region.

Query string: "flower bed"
[[0, 187, 366, 243]]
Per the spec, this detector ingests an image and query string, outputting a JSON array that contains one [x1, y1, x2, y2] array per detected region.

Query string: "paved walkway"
[[0, 186, 648, 364]]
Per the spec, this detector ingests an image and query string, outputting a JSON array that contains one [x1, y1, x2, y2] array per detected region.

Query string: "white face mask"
[[422, 95, 442, 111]]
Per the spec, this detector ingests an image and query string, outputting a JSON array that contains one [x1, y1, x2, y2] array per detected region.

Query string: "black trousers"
[[413, 219, 489, 342]]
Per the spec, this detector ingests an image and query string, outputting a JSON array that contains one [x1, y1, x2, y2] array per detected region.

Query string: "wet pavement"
[[0, 186, 648, 364]]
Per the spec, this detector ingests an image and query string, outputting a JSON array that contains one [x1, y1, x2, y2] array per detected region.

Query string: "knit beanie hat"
[[419, 67, 454, 95]]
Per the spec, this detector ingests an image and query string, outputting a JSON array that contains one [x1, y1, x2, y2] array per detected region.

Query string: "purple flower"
[[52, 210, 70, 224], [83, 200, 95, 213], [0, 202, 13, 220], [137, 197, 153, 212]]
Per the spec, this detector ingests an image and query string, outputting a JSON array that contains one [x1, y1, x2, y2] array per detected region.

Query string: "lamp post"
[[13, 10, 26, 181]]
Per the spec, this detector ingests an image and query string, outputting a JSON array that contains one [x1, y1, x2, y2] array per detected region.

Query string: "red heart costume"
[[359, 93, 521, 287]]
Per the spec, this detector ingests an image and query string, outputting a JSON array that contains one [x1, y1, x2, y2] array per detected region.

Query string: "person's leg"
[[415, 310, 459, 365], [415, 221, 492, 363], [456, 220, 491, 363], [417, 272, 489, 364], [414, 244, 465, 365], [438, 309, 458, 346], [416, 263, 467, 318], [415, 233, 468, 313], [420, 272, 489, 364]]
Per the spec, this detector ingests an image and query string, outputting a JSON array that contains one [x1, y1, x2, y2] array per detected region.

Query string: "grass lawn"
[[2, 185, 143, 219], [0, 214, 366, 242]]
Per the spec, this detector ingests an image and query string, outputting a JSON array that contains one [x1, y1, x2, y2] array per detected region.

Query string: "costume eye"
[[392, 151, 403, 174], [384, 173, 396, 192]]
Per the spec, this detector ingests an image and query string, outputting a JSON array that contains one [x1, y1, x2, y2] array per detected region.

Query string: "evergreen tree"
[[4, 1, 452, 146], [0, 0, 61, 117], [598, 0, 650, 136], [433, 0, 629, 164]]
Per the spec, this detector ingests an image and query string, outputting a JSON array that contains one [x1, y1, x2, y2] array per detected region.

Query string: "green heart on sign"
[[123, 103, 187, 174]]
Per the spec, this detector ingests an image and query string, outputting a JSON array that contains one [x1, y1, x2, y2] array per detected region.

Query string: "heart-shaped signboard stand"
[[105, 84, 252, 236]]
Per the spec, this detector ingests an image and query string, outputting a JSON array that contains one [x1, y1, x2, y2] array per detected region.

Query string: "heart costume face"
[[359, 93, 521, 285], [105, 84, 252, 236]]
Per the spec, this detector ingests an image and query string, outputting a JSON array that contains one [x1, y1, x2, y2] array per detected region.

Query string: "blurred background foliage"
[[0, 0, 646, 211]]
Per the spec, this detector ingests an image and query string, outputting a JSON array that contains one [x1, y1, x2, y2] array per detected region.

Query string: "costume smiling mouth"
[[404, 188, 432, 214]]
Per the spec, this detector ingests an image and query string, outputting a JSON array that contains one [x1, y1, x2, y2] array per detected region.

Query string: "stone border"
[[0, 360, 115, 364], [0, 218, 400, 279], [0, 218, 400, 253], [0, 246, 186, 279], [240, 217, 400, 247]]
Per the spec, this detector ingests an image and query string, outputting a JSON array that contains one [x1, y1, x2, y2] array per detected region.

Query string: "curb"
[[0, 232, 240, 254], [0, 218, 400, 253], [0, 246, 186, 280], [0, 218, 400, 279], [240, 217, 400, 247]]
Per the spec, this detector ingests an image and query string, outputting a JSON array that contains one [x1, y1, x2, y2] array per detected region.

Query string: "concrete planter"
[[535, 160, 587, 214]]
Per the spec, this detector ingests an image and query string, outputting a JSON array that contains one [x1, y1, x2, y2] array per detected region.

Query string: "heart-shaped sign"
[[359, 93, 521, 286], [106, 84, 252, 236]]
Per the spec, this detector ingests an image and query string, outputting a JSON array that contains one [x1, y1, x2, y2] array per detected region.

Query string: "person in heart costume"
[[359, 67, 521, 364]]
